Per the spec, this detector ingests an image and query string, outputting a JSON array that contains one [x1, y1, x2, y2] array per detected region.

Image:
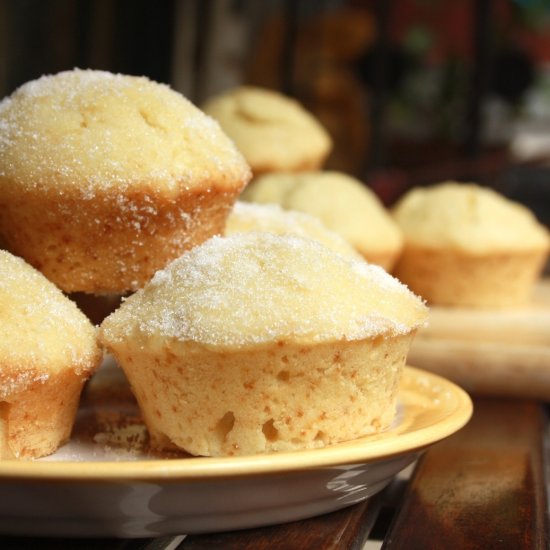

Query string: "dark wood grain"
[[180, 495, 383, 550], [383, 398, 549, 550], [0, 500, 382, 550]]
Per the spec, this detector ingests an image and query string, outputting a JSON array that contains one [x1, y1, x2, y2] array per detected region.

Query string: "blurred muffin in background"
[[202, 86, 332, 175], [392, 182, 550, 308], [241, 171, 403, 270], [225, 201, 363, 260]]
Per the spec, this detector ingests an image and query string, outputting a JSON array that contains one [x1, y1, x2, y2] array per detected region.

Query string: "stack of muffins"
[[2, 71, 546, 460], [0, 71, 429, 459], [0, 69, 251, 458]]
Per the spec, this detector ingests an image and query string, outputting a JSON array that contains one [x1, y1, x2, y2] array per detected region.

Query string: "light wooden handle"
[[409, 338, 550, 401]]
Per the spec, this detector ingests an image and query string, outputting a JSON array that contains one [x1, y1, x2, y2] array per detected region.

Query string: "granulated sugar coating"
[[0, 69, 250, 190], [241, 170, 404, 270], [99, 233, 428, 457], [0, 69, 251, 293], [0, 250, 101, 459], [225, 201, 363, 260], [0, 251, 100, 387], [101, 233, 427, 347]]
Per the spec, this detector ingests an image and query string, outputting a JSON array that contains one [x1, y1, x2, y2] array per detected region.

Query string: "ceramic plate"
[[0, 364, 472, 538]]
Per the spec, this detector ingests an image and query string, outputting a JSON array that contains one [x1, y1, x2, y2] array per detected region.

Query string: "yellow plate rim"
[[0, 365, 473, 481]]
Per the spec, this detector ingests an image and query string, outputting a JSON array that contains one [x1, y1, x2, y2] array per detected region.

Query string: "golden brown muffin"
[[0, 69, 251, 294], [0, 250, 101, 459], [202, 86, 332, 175], [392, 182, 550, 307], [225, 201, 363, 260], [242, 171, 403, 270], [100, 232, 427, 457]]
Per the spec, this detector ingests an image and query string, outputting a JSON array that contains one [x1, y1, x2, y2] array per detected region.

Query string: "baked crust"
[[0, 182, 241, 294]]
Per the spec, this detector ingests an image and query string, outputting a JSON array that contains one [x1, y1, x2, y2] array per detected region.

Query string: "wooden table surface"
[[2, 396, 548, 550]]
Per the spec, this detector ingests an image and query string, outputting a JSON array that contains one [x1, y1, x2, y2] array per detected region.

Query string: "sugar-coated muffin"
[[0, 69, 251, 294], [241, 171, 403, 270], [202, 86, 332, 175], [100, 232, 427, 457], [225, 201, 363, 260], [0, 250, 102, 459], [392, 182, 550, 307]]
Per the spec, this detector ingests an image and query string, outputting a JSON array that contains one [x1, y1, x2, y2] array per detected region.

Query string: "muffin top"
[[392, 182, 550, 254], [225, 201, 363, 260], [0, 69, 251, 194], [100, 232, 427, 349], [202, 86, 332, 173], [0, 250, 100, 398], [242, 171, 403, 255]]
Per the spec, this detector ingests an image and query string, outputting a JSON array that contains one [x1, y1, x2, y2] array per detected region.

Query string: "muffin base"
[[0, 368, 90, 459], [110, 333, 415, 457], [0, 182, 241, 294], [393, 245, 549, 308]]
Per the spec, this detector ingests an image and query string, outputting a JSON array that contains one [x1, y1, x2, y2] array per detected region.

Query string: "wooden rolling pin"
[[409, 279, 550, 400]]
